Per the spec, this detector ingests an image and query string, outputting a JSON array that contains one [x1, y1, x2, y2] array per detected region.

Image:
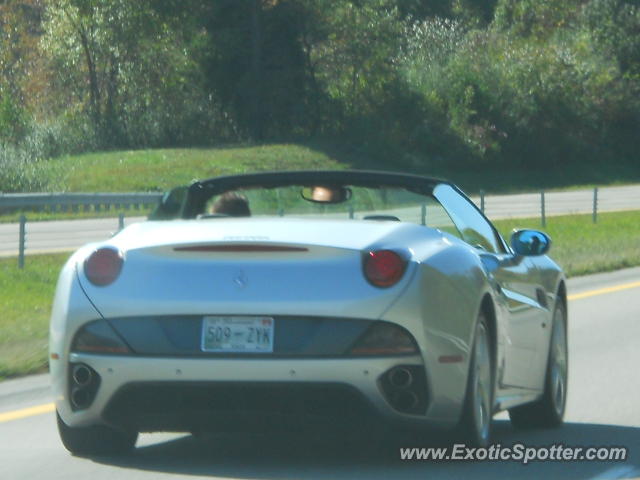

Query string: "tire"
[[457, 312, 494, 447], [509, 300, 568, 429], [57, 412, 138, 456]]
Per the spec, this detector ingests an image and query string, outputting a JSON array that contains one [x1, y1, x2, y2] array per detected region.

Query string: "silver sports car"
[[50, 170, 567, 455]]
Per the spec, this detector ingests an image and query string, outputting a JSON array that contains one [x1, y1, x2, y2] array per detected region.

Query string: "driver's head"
[[211, 192, 251, 217]]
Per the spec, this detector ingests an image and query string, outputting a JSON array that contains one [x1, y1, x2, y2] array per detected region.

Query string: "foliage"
[[582, 0, 640, 75], [0, 144, 62, 192], [0, 0, 43, 101], [399, 1, 640, 167], [0, 94, 28, 144], [0, 0, 637, 188], [39, 0, 230, 148], [493, 0, 583, 38], [311, 1, 403, 117]]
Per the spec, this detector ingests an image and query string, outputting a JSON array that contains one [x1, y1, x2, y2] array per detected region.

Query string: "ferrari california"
[[49, 170, 567, 454]]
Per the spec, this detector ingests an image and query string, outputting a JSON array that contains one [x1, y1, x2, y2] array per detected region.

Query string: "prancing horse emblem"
[[233, 270, 248, 289]]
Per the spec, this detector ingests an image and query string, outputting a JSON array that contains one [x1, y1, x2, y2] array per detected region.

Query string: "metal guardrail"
[[0, 192, 163, 268], [0, 192, 162, 212]]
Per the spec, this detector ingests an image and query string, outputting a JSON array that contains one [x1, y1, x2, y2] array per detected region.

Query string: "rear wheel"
[[509, 301, 568, 428], [57, 412, 137, 456], [458, 313, 494, 447]]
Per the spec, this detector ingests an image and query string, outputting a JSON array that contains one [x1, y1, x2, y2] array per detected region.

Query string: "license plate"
[[201, 316, 275, 353]]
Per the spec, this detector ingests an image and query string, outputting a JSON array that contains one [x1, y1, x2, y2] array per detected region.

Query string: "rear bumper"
[[103, 381, 374, 433], [53, 353, 457, 431]]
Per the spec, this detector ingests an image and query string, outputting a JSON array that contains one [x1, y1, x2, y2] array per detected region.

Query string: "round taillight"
[[363, 250, 406, 288], [84, 248, 123, 286]]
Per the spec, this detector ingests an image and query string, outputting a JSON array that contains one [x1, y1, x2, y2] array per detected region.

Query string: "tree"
[[0, 0, 44, 143], [41, 0, 217, 147]]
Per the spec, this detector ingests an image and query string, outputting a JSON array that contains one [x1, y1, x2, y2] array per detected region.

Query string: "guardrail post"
[[541, 190, 546, 228], [592, 187, 598, 224], [118, 213, 125, 231], [348, 205, 354, 219], [480, 190, 485, 214], [278, 208, 284, 217], [421, 204, 426, 226], [18, 215, 26, 269]]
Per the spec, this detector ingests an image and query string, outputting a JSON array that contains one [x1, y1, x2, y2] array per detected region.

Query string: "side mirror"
[[148, 186, 188, 220], [510, 229, 551, 256]]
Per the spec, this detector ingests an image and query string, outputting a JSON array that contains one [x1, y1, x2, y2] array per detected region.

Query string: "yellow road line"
[[0, 402, 54, 423], [568, 280, 640, 301], [0, 281, 638, 424]]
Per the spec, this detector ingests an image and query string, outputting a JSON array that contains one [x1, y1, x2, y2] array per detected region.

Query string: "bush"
[[0, 144, 61, 193], [396, 4, 640, 169], [0, 94, 28, 145]]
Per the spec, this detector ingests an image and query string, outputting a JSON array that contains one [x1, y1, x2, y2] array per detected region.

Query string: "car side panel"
[[381, 240, 492, 424], [521, 254, 566, 389]]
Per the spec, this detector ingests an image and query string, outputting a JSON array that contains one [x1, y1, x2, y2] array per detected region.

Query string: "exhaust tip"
[[391, 390, 419, 411], [72, 364, 92, 386], [71, 387, 90, 409], [388, 367, 413, 389]]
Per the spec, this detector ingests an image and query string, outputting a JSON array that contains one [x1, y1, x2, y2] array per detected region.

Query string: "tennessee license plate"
[[201, 316, 275, 353]]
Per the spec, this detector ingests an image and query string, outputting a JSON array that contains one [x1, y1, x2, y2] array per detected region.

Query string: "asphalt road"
[[2, 184, 640, 256], [1, 268, 639, 479]]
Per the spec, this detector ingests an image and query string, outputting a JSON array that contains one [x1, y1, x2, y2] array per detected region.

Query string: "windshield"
[[204, 185, 462, 236]]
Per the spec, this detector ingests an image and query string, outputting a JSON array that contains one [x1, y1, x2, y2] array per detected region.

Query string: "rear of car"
[[55, 171, 535, 455], [51, 218, 469, 451]]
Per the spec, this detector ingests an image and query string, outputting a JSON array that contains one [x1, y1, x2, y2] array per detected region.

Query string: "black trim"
[[72, 315, 420, 359], [102, 381, 377, 432]]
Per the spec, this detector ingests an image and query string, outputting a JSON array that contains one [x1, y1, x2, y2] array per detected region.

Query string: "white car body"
[[50, 171, 567, 453]]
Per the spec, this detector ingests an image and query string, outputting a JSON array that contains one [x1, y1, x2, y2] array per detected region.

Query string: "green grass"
[[494, 210, 640, 277], [0, 208, 152, 224], [50, 144, 347, 192], [1, 210, 639, 380], [0, 253, 71, 380], [47, 145, 640, 195]]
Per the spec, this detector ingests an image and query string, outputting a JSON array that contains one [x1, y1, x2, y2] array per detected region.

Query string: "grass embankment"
[[2, 210, 639, 380], [52, 145, 347, 192]]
